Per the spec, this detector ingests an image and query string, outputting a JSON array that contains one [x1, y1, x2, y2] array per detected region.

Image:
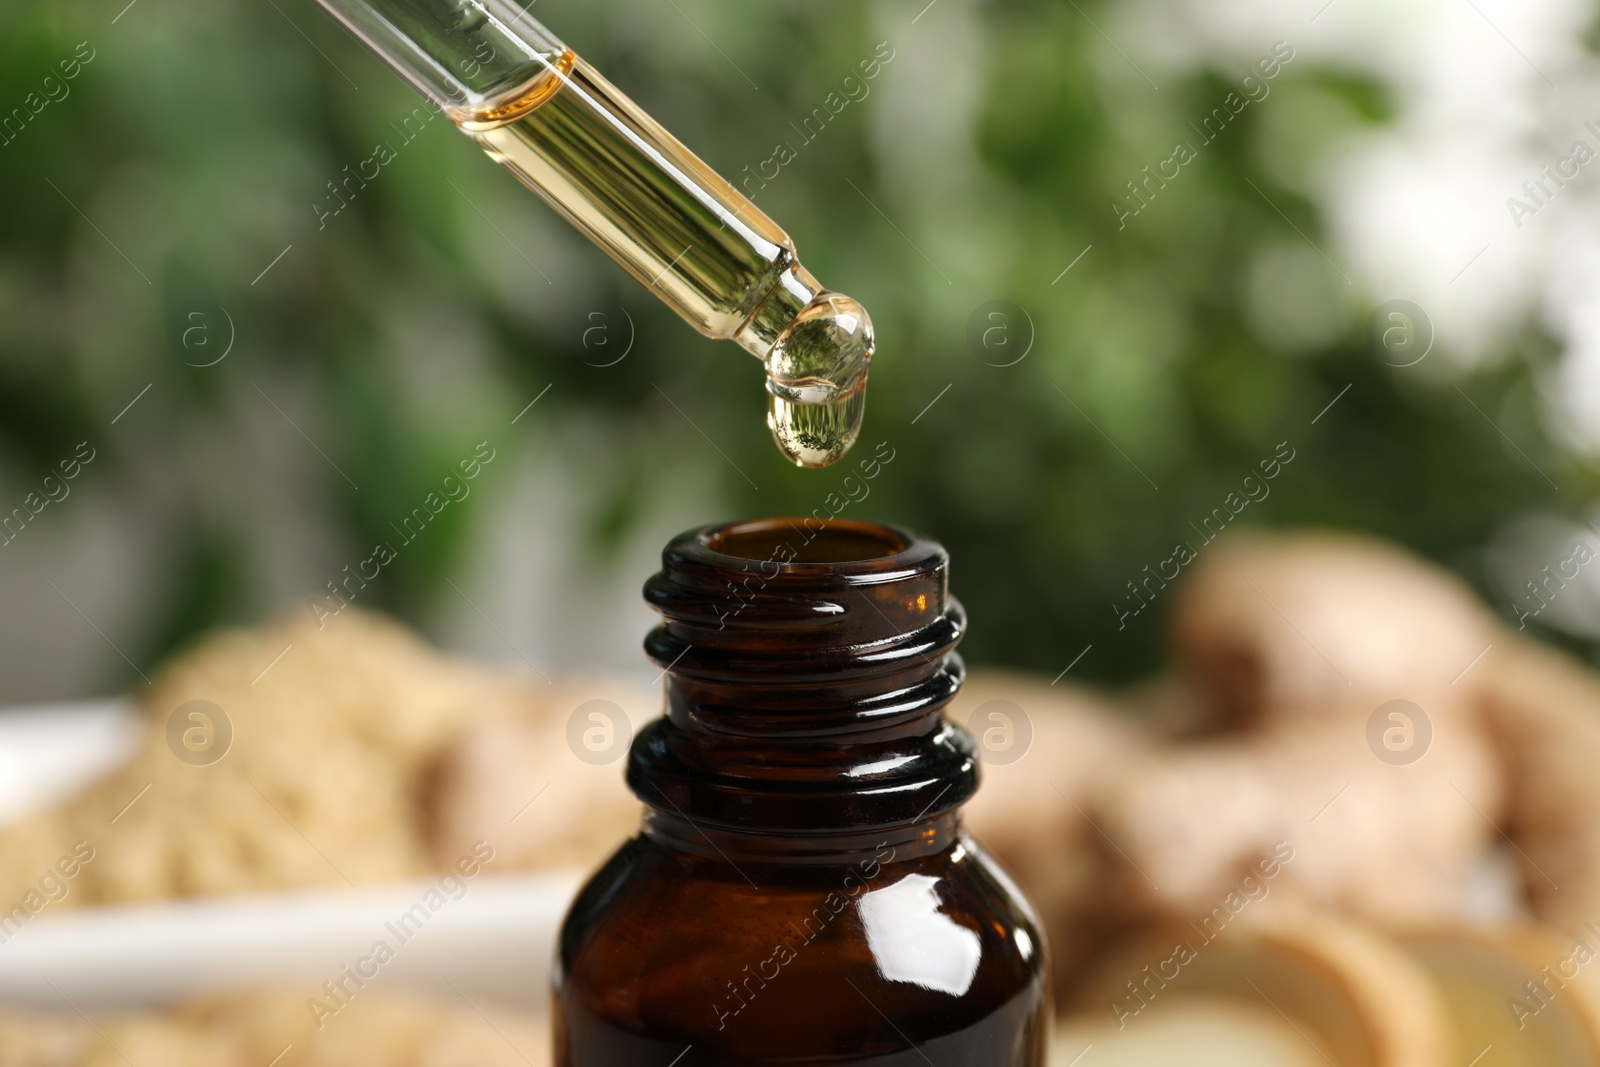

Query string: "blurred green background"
[[0, 0, 1591, 698]]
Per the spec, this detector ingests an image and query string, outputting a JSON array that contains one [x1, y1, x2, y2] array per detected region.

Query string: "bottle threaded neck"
[[629, 519, 976, 844]]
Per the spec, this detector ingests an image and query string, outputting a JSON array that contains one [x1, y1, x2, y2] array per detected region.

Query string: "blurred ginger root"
[[1095, 692, 1502, 927], [424, 676, 645, 872], [956, 670, 1148, 978], [0, 609, 639, 908], [1474, 635, 1600, 931], [1101, 531, 1509, 927], [973, 528, 1600, 998], [1167, 530, 1498, 728]]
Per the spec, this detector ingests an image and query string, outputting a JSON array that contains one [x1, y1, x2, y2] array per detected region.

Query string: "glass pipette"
[[309, 0, 874, 468]]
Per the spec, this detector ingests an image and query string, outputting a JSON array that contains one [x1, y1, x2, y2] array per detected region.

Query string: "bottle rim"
[[685, 516, 941, 574]]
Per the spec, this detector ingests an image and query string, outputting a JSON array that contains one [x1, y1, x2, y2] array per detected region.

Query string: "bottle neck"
[[626, 519, 978, 857], [642, 811, 963, 866]]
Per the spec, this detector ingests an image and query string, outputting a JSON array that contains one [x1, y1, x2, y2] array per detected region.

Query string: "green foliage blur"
[[0, 0, 1591, 685]]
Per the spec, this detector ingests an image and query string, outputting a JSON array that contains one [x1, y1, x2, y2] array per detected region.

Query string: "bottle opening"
[[704, 519, 909, 565]]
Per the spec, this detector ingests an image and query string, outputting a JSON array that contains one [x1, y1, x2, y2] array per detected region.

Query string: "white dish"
[[0, 870, 582, 1012], [0, 699, 141, 824]]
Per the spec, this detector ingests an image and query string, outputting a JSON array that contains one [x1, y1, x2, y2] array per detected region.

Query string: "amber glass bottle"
[[552, 518, 1050, 1065]]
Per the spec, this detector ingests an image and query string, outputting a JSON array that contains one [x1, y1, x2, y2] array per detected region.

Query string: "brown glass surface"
[[553, 519, 1050, 1065]]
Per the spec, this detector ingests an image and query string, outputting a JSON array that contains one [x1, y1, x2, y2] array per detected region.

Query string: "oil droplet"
[[767, 380, 866, 468], [764, 292, 873, 468]]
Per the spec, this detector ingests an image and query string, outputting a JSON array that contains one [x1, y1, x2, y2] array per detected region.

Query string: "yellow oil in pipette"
[[456, 54, 872, 468], [307, 0, 874, 467]]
